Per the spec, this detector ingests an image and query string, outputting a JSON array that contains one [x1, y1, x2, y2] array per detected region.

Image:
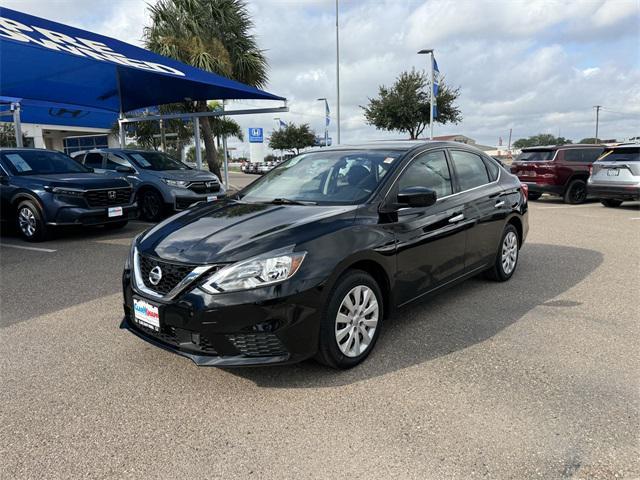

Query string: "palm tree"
[[144, 0, 268, 177]]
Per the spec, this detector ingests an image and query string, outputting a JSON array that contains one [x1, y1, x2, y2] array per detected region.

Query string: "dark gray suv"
[[72, 149, 225, 221]]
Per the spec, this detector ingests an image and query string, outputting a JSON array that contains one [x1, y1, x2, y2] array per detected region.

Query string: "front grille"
[[188, 181, 220, 194], [133, 322, 217, 355], [85, 188, 132, 207], [138, 255, 197, 295], [227, 333, 287, 357]]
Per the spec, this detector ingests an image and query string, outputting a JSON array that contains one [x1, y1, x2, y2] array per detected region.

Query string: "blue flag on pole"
[[279, 119, 287, 128], [324, 100, 331, 127], [432, 57, 440, 118]]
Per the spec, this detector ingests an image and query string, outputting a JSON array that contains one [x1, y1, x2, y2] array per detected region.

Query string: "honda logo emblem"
[[108, 190, 117, 200]]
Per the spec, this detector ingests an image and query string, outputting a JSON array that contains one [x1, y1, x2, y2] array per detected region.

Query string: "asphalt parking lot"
[[1, 198, 638, 479]]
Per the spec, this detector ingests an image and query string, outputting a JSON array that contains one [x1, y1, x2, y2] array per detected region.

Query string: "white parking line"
[[631, 217, 640, 220], [0, 243, 57, 253]]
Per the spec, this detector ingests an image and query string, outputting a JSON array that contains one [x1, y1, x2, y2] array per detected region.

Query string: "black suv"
[[0, 148, 137, 241]]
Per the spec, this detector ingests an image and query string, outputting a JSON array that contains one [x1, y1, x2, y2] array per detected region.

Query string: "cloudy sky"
[[4, 0, 640, 153]]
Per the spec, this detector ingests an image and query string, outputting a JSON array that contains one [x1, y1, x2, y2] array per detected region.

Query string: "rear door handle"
[[495, 200, 505, 208], [448, 213, 464, 223]]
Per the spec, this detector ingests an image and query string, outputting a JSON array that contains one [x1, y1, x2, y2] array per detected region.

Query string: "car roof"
[[522, 144, 603, 151], [313, 140, 482, 153], [0, 147, 60, 153]]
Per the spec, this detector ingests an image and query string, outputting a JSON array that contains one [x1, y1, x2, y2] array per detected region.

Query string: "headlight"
[[200, 247, 306, 294], [125, 232, 146, 270], [47, 187, 85, 197], [163, 178, 189, 187]]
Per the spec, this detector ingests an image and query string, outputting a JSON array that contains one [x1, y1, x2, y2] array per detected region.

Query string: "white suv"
[[588, 145, 640, 207]]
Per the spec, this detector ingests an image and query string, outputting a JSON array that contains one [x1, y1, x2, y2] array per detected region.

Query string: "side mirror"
[[397, 186, 437, 208], [115, 166, 136, 174]]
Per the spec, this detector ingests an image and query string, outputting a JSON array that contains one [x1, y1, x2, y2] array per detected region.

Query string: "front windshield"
[[239, 150, 402, 205], [1, 150, 89, 176], [126, 151, 190, 171]]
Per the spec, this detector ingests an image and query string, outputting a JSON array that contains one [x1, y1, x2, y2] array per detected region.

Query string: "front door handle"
[[448, 213, 465, 223], [495, 200, 505, 208]]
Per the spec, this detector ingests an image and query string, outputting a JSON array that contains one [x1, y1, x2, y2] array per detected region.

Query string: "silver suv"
[[72, 149, 225, 221], [588, 145, 640, 207]]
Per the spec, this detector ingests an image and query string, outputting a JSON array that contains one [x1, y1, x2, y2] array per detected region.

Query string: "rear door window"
[[598, 147, 640, 162], [482, 156, 500, 181], [449, 150, 490, 191]]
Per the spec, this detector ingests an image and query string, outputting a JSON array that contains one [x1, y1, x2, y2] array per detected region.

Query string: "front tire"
[[564, 179, 587, 204], [316, 270, 383, 369], [601, 199, 623, 208], [16, 200, 48, 242], [485, 224, 519, 282], [139, 190, 165, 222]]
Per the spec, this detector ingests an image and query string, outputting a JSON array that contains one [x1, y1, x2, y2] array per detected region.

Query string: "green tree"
[[269, 123, 316, 155], [145, 0, 268, 177], [0, 123, 27, 147], [578, 137, 599, 144], [512, 134, 573, 149], [361, 69, 462, 139]]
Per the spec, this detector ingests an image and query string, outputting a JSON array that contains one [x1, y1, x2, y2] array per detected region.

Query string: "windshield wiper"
[[269, 198, 317, 206]]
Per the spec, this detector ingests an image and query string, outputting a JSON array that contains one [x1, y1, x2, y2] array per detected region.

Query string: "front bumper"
[[47, 203, 137, 226], [587, 183, 640, 201], [162, 185, 226, 211], [121, 269, 326, 366]]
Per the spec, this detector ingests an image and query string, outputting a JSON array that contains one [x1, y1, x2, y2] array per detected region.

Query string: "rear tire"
[[485, 224, 519, 282], [15, 200, 48, 242], [139, 190, 165, 222], [528, 192, 542, 201], [600, 199, 623, 208], [315, 270, 383, 369], [563, 179, 587, 204]]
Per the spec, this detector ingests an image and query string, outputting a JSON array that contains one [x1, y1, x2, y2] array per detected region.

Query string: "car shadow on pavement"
[[226, 243, 603, 388]]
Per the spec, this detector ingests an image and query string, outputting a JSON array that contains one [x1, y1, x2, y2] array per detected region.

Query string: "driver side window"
[[398, 150, 452, 198]]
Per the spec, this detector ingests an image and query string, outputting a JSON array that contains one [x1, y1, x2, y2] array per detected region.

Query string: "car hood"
[[139, 200, 358, 264], [148, 169, 219, 182], [24, 173, 130, 189]]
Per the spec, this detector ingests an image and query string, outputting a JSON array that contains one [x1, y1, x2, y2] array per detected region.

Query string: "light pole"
[[317, 98, 329, 147], [335, 0, 341, 144], [593, 105, 601, 142], [418, 48, 434, 139]]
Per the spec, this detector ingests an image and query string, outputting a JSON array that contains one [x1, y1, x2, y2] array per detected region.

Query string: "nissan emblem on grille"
[[108, 190, 116, 200], [149, 266, 163, 286]]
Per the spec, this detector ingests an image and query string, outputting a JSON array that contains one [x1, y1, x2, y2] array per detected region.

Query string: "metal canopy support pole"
[[159, 119, 166, 152], [222, 100, 229, 188], [118, 113, 126, 148], [193, 116, 202, 170], [12, 103, 23, 148]]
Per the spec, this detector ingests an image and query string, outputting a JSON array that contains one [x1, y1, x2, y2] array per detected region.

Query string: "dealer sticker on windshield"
[[133, 298, 160, 331]]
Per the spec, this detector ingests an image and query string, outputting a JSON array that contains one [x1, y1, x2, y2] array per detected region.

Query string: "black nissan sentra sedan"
[[121, 141, 529, 368]]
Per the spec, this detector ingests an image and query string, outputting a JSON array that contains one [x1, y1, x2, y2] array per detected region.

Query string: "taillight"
[[520, 182, 529, 202], [588, 165, 593, 176]]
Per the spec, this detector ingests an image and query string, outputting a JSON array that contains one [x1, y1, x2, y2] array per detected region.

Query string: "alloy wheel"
[[142, 193, 162, 220], [501, 231, 518, 275], [335, 285, 379, 358], [570, 183, 586, 203], [18, 207, 37, 237]]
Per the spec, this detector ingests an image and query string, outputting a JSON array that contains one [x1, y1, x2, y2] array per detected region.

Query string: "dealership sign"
[[0, 16, 185, 77], [248, 128, 264, 143]]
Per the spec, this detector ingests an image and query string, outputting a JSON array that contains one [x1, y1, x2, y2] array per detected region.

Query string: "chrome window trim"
[[382, 147, 501, 208], [132, 247, 214, 301]]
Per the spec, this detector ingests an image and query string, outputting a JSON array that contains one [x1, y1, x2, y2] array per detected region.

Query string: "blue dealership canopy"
[[0, 7, 285, 115], [0, 96, 117, 128]]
